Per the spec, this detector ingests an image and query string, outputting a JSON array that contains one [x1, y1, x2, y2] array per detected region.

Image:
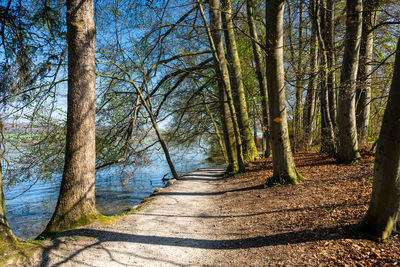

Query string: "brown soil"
[[210, 151, 400, 266]]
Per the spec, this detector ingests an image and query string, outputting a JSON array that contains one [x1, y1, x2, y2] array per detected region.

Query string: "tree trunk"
[[326, 0, 337, 127], [253, 105, 258, 147], [337, 0, 362, 163], [221, 0, 259, 162], [0, 134, 10, 234], [42, 0, 100, 235], [295, 0, 304, 152], [201, 0, 245, 172], [303, 0, 319, 148], [247, 0, 270, 158], [356, 0, 378, 147], [135, 85, 179, 179], [359, 36, 400, 241], [313, 0, 336, 154], [0, 165, 9, 233], [203, 93, 228, 162], [265, 0, 303, 185], [219, 80, 237, 171], [0, 143, 19, 250]]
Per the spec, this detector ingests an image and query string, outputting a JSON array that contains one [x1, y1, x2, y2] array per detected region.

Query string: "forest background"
[[0, 0, 400, 261]]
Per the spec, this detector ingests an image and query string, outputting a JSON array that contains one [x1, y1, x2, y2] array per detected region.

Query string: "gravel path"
[[33, 166, 226, 267]]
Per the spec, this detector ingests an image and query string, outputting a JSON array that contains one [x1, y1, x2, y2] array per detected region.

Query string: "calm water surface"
[[5, 149, 211, 239]]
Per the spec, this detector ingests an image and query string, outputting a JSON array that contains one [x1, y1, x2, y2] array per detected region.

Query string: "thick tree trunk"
[[265, 0, 303, 185], [337, 0, 362, 163], [42, 0, 100, 235], [359, 36, 400, 241], [356, 0, 378, 147], [247, 0, 270, 158], [203, 0, 245, 172], [221, 0, 259, 162]]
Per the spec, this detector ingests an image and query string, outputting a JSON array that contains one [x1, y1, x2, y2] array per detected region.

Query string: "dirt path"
[[27, 152, 400, 266], [33, 166, 226, 267]]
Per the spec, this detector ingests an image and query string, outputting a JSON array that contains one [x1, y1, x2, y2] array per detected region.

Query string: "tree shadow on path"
[[39, 224, 359, 266]]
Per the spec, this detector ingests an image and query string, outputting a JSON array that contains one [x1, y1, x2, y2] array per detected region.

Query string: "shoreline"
[[6, 158, 214, 240]]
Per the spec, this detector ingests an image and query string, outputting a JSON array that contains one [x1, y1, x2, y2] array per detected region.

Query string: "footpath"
[[32, 166, 226, 267], [21, 153, 400, 265]]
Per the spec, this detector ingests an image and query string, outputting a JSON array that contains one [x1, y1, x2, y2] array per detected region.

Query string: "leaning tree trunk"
[[42, 0, 100, 235], [200, 0, 245, 172], [265, 0, 303, 185], [203, 93, 228, 162], [359, 36, 400, 241], [221, 0, 259, 162], [337, 0, 362, 163], [217, 78, 237, 171], [247, 0, 270, 158], [197, 0, 236, 171], [356, 0, 378, 147]]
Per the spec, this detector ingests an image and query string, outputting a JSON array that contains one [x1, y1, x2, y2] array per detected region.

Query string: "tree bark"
[[294, 0, 304, 151], [203, 93, 228, 162], [246, 0, 270, 158], [219, 81, 238, 171], [303, 1, 318, 148], [313, 0, 336, 154], [337, 0, 362, 163], [356, 0, 378, 147], [201, 0, 245, 172], [359, 36, 400, 241], [0, 134, 10, 234], [265, 0, 303, 185], [221, 0, 259, 162], [42, 0, 100, 235], [326, 0, 337, 127], [134, 82, 179, 179], [0, 139, 18, 246]]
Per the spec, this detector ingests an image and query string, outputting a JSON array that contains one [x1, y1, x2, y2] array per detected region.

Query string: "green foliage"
[[4, 112, 66, 187], [350, 158, 363, 166]]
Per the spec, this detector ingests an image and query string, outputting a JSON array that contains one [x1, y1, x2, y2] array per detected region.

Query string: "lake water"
[[4, 149, 211, 239]]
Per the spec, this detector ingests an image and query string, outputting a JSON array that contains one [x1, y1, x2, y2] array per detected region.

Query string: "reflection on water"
[[5, 149, 210, 239]]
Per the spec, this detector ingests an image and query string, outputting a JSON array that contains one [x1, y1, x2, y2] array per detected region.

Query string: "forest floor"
[[25, 151, 400, 266], [210, 151, 400, 266]]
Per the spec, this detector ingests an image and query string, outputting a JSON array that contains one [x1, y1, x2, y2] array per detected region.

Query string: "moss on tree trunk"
[[359, 36, 400, 242], [221, 0, 259, 162], [41, 0, 101, 236]]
